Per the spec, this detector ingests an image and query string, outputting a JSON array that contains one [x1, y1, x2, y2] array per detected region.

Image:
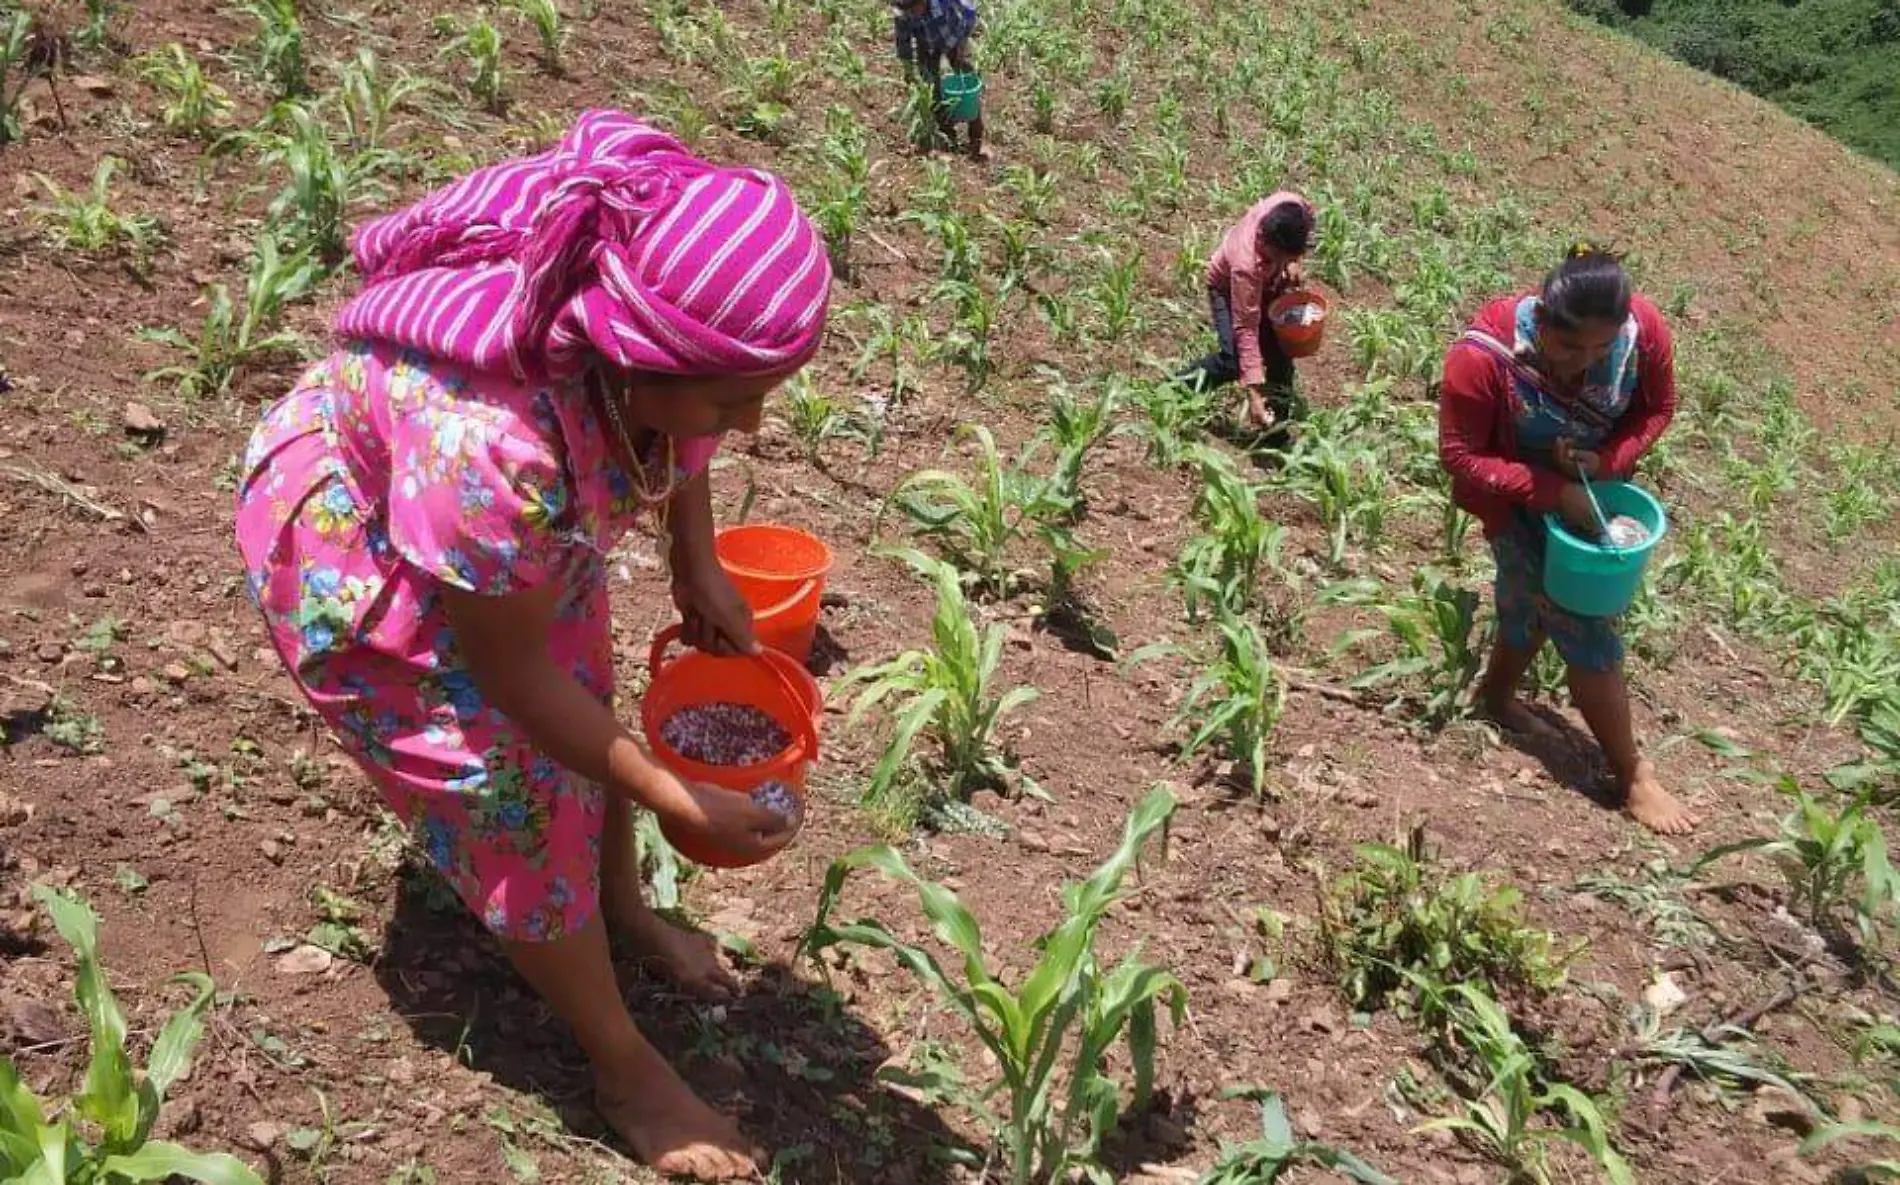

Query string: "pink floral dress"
[[235, 341, 719, 942]]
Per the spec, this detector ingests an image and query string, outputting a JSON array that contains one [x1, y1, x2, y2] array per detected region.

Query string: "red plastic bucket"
[[641, 625, 822, 868], [1268, 288, 1330, 359], [715, 524, 833, 664]]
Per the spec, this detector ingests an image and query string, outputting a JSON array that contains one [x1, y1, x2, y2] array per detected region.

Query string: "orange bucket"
[[641, 625, 822, 869], [1268, 288, 1330, 359], [715, 524, 834, 664]]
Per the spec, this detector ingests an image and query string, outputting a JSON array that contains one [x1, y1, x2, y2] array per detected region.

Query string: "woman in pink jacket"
[[1176, 192, 1316, 431]]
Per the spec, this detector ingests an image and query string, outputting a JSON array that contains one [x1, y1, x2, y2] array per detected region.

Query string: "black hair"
[[1260, 202, 1314, 255], [1540, 243, 1631, 331]]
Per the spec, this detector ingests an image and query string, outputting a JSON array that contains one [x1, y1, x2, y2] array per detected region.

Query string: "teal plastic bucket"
[[940, 72, 983, 122], [1541, 481, 1667, 618]]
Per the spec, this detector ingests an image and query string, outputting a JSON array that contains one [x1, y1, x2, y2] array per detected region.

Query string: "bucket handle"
[[755, 578, 820, 620], [647, 624, 821, 764]]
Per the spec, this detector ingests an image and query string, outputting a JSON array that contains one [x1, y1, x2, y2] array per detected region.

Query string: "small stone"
[[205, 635, 239, 671], [160, 663, 191, 685], [122, 402, 165, 439], [36, 642, 64, 663], [1017, 830, 1051, 853], [1296, 1107, 1324, 1139], [5, 995, 66, 1045], [260, 839, 284, 864], [1642, 971, 1687, 1016], [1264, 978, 1293, 1004], [81, 583, 105, 599], [1300, 1009, 1338, 1034], [168, 621, 208, 648], [243, 1121, 284, 1151], [129, 676, 156, 696], [276, 945, 333, 976], [71, 75, 115, 96]]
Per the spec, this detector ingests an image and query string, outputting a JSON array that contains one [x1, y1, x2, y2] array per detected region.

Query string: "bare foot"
[[1622, 761, 1698, 835], [598, 1066, 761, 1181], [608, 899, 739, 1002]]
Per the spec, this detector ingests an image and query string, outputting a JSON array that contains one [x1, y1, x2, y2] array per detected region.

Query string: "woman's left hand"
[[672, 560, 759, 657]]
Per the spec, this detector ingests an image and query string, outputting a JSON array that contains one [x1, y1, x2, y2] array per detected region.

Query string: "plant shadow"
[[372, 864, 963, 1184]]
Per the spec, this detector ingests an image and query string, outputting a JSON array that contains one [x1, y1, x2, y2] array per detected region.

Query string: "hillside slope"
[[1, 0, 1898, 1181]]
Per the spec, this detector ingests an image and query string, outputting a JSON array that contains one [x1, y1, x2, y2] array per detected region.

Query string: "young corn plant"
[[1799, 1122, 1900, 1180], [1692, 778, 1900, 948], [1134, 375, 1221, 469], [805, 785, 1185, 1185], [1275, 428, 1391, 568], [1325, 570, 1491, 727], [1415, 982, 1633, 1185], [137, 45, 232, 138], [2, 887, 264, 1184], [1038, 373, 1128, 512], [329, 48, 428, 154], [31, 158, 162, 260], [842, 551, 1041, 825], [1319, 828, 1572, 1013], [933, 277, 1002, 391], [241, 103, 371, 266], [1629, 1009, 1812, 1112], [139, 236, 318, 399], [1172, 448, 1286, 622], [774, 372, 873, 466], [1128, 612, 1287, 798], [1089, 249, 1142, 342], [505, 0, 564, 74], [237, 0, 306, 98], [1198, 1089, 1395, 1185], [74, 0, 119, 54], [1, 11, 32, 145], [436, 12, 506, 112], [890, 425, 1073, 597]]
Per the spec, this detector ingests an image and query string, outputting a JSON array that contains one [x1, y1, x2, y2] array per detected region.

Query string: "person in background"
[[1175, 191, 1316, 432], [893, 0, 989, 161], [235, 111, 833, 1181], [1438, 245, 1696, 836]]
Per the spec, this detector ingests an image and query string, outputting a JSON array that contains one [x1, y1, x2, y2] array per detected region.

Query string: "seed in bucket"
[[1603, 514, 1651, 548], [1273, 302, 1323, 327], [660, 702, 791, 766], [751, 779, 803, 827]]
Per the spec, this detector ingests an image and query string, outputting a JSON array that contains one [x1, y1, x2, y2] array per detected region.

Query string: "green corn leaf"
[[867, 687, 948, 801], [139, 971, 216, 1140], [97, 1140, 265, 1184], [0, 1058, 54, 1174], [33, 886, 140, 1148]]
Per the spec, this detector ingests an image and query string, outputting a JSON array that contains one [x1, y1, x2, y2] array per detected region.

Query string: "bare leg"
[[968, 115, 990, 160], [1479, 634, 1552, 737], [501, 918, 761, 1180], [1567, 665, 1698, 835], [600, 794, 737, 1000]]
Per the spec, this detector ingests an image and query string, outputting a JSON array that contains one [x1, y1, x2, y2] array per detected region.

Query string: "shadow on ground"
[[373, 864, 964, 1184]]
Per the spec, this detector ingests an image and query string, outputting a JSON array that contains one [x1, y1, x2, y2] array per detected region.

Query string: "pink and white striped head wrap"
[[334, 110, 831, 380]]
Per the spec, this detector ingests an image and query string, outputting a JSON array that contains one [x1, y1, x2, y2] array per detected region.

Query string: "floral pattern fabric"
[[235, 341, 719, 941]]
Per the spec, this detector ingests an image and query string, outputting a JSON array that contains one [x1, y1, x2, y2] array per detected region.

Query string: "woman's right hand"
[[1556, 482, 1603, 538], [653, 773, 799, 861]]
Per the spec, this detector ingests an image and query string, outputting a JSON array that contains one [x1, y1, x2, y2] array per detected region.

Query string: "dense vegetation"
[[1569, 0, 1900, 168]]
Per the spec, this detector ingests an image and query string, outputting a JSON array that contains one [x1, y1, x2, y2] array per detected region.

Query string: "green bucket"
[[1540, 480, 1667, 618], [940, 71, 983, 122]]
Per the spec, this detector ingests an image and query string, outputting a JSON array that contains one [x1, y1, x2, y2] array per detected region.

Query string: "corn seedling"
[[890, 425, 1073, 596], [505, 0, 564, 73], [1001, 163, 1059, 224], [1, 10, 33, 145], [805, 785, 1185, 1185], [1128, 612, 1287, 797], [1415, 981, 1633, 1185], [902, 208, 981, 284], [1799, 1121, 1900, 1180], [1089, 249, 1142, 342], [329, 48, 428, 153], [1, 886, 264, 1184], [774, 372, 873, 466], [1038, 372, 1128, 511], [1030, 76, 1057, 133], [1275, 427, 1391, 568], [137, 45, 232, 138], [1172, 449, 1287, 622], [1093, 66, 1133, 123], [1692, 778, 1900, 947], [237, 0, 306, 98], [436, 12, 506, 112], [31, 158, 162, 260], [74, 0, 120, 55], [841, 550, 1041, 823], [1630, 1007, 1812, 1111], [1320, 827, 1571, 1013], [140, 236, 318, 399], [239, 103, 376, 265], [846, 301, 933, 405], [1198, 1088, 1395, 1184], [933, 277, 1002, 391], [1325, 570, 1490, 726], [1135, 375, 1221, 469]]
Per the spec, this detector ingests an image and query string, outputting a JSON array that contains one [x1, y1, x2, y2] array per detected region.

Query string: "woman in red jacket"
[[1438, 246, 1696, 835]]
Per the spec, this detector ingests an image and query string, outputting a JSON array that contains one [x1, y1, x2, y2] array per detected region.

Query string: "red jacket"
[[1438, 293, 1676, 537]]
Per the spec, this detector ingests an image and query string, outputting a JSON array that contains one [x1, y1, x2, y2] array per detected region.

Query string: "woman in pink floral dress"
[[235, 111, 831, 1182]]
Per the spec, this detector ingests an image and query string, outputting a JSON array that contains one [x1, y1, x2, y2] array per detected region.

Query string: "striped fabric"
[[334, 110, 832, 380]]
